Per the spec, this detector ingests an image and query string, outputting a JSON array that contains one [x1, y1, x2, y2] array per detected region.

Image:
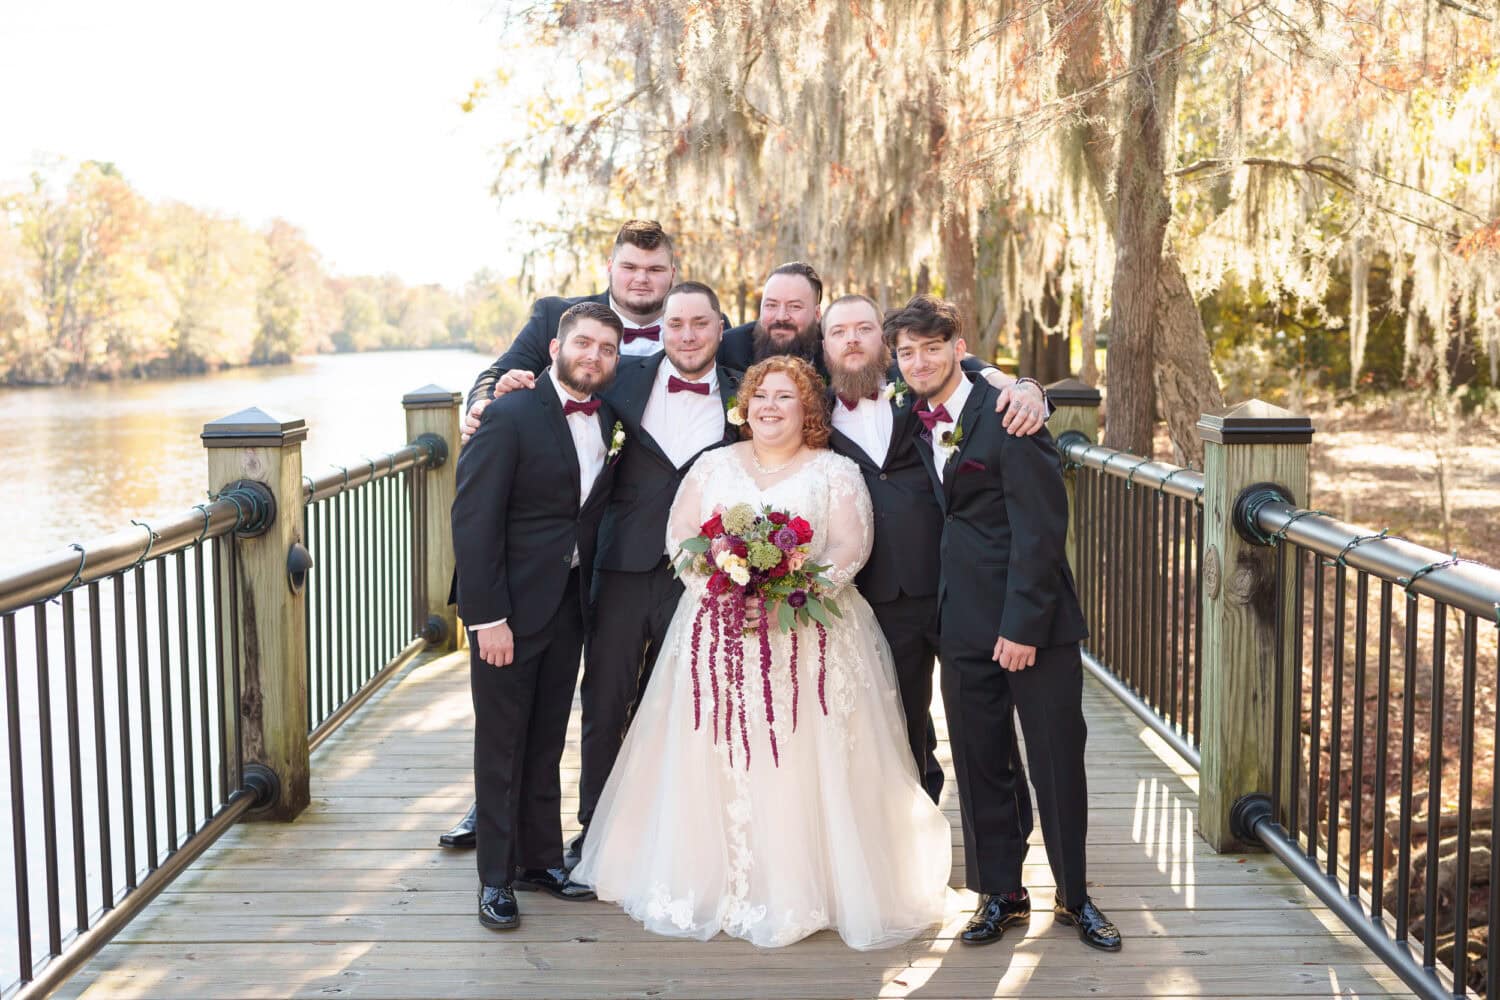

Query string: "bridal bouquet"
[[673, 503, 843, 768]]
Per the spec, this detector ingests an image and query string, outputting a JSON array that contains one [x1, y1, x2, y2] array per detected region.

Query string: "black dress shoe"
[[478, 884, 519, 930], [1053, 894, 1122, 951], [514, 866, 597, 901], [438, 803, 477, 848], [959, 890, 1031, 945]]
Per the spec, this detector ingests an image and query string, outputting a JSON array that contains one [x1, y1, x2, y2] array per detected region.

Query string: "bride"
[[573, 356, 951, 950]]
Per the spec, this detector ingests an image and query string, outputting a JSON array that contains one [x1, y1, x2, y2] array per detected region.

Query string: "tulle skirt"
[[573, 586, 952, 950]]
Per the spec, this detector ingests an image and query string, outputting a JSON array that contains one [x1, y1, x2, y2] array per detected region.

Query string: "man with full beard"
[[819, 294, 1040, 808]]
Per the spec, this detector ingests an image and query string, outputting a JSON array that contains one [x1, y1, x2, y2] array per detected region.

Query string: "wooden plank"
[[60, 647, 1413, 1000]]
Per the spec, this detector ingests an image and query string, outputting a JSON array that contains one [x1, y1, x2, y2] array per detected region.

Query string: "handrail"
[[0, 499, 242, 616], [1057, 438, 1205, 502], [1253, 501, 1500, 623], [303, 443, 429, 504]]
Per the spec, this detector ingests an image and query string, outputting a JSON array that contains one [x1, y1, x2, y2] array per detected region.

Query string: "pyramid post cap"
[[1044, 377, 1101, 406], [403, 385, 463, 410], [201, 406, 308, 447], [1196, 398, 1314, 445]]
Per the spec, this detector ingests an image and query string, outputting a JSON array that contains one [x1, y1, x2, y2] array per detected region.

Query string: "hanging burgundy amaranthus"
[[673, 502, 843, 768]]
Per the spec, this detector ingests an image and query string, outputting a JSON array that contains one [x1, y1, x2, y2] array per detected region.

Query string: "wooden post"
[[403, 386, 462, 652], [202, 406, 310, 820], [1046, 378, 1102, 579], [1196, 400, 1313, 851]]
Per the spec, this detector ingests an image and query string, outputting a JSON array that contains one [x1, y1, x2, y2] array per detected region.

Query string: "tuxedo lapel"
[[942, 379, 989, 505], [885, 401, 919, 472], [539, 371, 582, 509], [619, 354, 676, 471], [715, 366, 744, 444]]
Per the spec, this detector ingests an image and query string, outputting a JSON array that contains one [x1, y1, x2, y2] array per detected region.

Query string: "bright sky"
[[0, 0, 521, 288]]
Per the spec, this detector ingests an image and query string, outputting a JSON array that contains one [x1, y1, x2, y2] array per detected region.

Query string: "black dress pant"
[[572, 560, 683, 849], [940, 640, 1087, 906], [868, 594, 946, 803], [471, 570, 584, 887]]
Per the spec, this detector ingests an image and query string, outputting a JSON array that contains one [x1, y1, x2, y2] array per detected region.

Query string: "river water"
[[0, 349, 494, 566], [0, 349, 493, 988]]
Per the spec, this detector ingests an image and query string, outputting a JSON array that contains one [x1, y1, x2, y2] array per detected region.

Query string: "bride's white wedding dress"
[[573, 444, 951, 949]]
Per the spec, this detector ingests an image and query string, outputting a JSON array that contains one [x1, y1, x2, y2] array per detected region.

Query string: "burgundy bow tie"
[[623, 325, 660, 344], [838, 391, 879, 411], [668, 375, 710, 395], [915, 403, 952, 431], [563, 398, 601, 417]]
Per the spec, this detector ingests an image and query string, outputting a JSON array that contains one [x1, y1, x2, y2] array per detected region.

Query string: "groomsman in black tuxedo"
[[568, 281, 741, 867], [460, 219, 678, 444], [887, 294, 1121, 952], [451, 301, 623, 930], [820, 293, 1049, 804]]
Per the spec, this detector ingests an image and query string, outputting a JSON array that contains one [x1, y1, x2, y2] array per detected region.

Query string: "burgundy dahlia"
[[788, 590, 807, 609]]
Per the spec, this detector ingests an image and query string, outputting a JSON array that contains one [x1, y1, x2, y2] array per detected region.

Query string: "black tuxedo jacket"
[[826, 393, 943, 604], [451, 371, 617, 637], [916, 378, 1087, 653], [469, 291, 732, 408], [593, 354, 743, 574]]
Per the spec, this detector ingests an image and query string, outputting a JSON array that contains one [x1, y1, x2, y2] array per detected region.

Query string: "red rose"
[[770, 555, 790, 577], [700, 513, 725, 538], [729, 538, 749, 558], [767, 511, 789, 525], [789, 516, 813, 544], [706, 571, 732, 595]]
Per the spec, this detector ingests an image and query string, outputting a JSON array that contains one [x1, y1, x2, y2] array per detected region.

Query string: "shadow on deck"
[[59, 650, 1416, 999]]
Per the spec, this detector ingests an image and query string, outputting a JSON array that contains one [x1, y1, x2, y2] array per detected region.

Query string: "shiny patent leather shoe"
[[959, 890, 1031, 945], [1053, 894, 1122, 951], [513, 866, 597, 901], [438, 802, 477, 848], [478, 884, 519, 930]]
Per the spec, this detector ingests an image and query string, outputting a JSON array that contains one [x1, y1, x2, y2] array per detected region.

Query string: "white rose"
[[728, 564, 751, 587]]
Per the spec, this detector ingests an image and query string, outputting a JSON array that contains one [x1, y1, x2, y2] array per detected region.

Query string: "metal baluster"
[[1290, 546, 1305, 839], [1488, 623, 1498, 1000], [303, 501, 314, 730], [1191, 501, 1204, 745], [1155, 489, 1168, 719], [1347, 572, 1368, 901], [134, 565, 157, 869], [176, 551, 194, 834], [1106, 476, 1118, 679], [61, 592, 89, 933], [34, 603, 62, 955], [1326, 561, 1346, 879], [87, 582, 113, 912], [1309, 555, 1325, 861], [341, 488, 352, 706], [1170, 494, 1182, 734], [1272, 541, 1287, 821], [1450, 612, 1477, 991], [1395, 593, 1419, 944], [4, 613, 34, 987], [156, 558, 178, 851], [112, 575, 135, 889], [1370, 580, 1394, 924], [228, 538, 244, 788], [194, 543, 212, 819], [1421, 602, 1445, 971], [210, 539, 228, 803]]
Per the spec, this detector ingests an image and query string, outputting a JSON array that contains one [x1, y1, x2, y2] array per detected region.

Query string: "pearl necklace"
[[750, 446, 803, 475]]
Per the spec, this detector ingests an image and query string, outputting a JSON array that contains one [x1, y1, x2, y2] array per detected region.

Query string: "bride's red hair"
[[736, 356, 831, 450]]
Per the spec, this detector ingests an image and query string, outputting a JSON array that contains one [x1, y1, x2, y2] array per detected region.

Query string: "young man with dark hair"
[[887, 293, 1122, 953], [451, 301, 624, 929]]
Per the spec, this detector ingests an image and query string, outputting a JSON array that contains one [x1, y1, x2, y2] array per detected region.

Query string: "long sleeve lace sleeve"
[[665, 451, 715, 571], [819, 456, 875, 595]]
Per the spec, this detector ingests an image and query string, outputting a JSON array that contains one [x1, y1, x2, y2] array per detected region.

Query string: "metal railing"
[[1059, 434, 1205, 766], [1233, 500, 1500, 1000], [302, 440, 438, 741], [1, 399, 456, 999], [0, 492, 275, 999]]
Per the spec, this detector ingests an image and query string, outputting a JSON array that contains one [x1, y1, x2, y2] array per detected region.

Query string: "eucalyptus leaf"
[[679, 536, 710, 554]]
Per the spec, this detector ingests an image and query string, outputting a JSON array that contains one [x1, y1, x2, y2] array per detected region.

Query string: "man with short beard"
[[821, 294, 1036, 807], [451, 302, 624, 930]]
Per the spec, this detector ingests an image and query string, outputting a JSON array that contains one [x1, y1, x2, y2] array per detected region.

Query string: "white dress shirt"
[[469, 372, 605, 633], [610, 295, 666, 358], [929, 373, 974, 486], [830, 389, 895, 468], [640, 360, 724, 469]]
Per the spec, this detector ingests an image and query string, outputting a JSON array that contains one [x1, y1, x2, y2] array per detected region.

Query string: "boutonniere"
[[882, 378, 909, 408], [934, 423, 964, 466], [608, 421, 626, 461], [725, 394, 745, 426]]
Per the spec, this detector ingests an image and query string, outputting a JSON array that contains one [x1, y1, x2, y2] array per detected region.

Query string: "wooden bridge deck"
[[61, 649, 1416, 999]]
